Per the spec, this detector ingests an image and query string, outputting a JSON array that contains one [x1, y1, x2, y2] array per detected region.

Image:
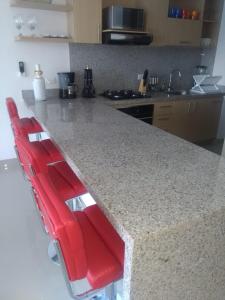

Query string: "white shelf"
[[10, 0, 73, 12], [15, 35, 73, 43]]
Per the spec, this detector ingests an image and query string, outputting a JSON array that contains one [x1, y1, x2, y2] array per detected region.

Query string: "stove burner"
[[102, 89, 151, 101]]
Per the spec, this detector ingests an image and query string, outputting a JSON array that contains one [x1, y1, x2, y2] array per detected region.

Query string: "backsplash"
[[69, 44, 202, 93]]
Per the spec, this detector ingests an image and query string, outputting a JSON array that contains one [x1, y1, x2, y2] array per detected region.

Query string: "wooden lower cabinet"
[[153, 97, 223, 142]]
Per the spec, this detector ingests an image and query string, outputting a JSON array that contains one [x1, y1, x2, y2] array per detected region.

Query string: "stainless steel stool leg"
[[30, 188, 48, 235], [105, 283, 116, 300], [48, 240, 60, 266]]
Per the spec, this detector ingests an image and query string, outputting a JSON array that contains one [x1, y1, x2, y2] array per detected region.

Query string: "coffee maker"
[[82, 66, 96, 98], [58, 72, 77, 99]]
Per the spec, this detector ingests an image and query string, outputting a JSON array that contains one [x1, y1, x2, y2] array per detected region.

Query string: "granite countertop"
[[105, 88, 225, 108], [23, 91, 225, 240]]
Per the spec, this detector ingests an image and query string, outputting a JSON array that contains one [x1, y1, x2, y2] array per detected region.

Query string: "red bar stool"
[[15, 136, 87, 211], [6, 97, 43, 140], [15, 136, 64, 178], [32, 172, 124, 299]]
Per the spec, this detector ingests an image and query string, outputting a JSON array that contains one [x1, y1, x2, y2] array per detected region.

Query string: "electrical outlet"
[[138, 74, 143, 80]]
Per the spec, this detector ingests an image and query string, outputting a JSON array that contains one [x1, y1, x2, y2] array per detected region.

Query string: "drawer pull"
[[157, 117, 170, 121], [159, 105, 172, 109], [187, 103, 191, 113]]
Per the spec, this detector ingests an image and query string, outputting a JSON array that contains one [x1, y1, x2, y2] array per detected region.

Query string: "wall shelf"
[[15, 35, 73, 43], [10, 0, 73, 12], [168, 17, 201, 22], [203, 19, 217, 23]]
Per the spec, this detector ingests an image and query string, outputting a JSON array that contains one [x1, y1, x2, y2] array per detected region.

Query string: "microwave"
[[103, 6, 145, 32]]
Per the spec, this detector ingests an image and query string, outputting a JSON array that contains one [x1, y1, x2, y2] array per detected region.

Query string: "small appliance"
[[82, 66, 96, 98], [103, 6, 145, 31], [58, 72, 77, 99], [102, 6, 153, 45]]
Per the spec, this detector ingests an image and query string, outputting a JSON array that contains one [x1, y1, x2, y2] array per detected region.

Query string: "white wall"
[[0, 1, 70, 160], [213, 2, 225, 137]]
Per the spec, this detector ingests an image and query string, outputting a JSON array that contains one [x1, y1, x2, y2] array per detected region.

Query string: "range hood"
[[102, 30, 153, 45]]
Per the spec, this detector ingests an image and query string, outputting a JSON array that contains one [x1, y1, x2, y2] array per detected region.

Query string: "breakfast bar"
[[24, 93, 225, 300]]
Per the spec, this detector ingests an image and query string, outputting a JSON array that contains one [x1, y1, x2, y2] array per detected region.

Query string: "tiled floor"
[[0, 159, 72, 300]]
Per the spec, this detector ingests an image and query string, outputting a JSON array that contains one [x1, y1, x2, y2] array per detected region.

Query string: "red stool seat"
[[32, 161, 87, 202], [75, 210, 123, 290], [32, 172, 124, 292], [12, 116, 43, 137], [84, 205, 124, 267], [15, 137, 64, 177], [6, 97, 43, 136]]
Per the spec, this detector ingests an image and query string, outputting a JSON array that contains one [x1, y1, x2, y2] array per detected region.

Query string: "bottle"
[[33, 64, 46, 101]]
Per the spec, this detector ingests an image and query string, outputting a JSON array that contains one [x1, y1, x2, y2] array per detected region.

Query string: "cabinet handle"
[[159, 105, 172, 109], [187, 103, 191, 113], [157, 117, 170, 121], [98, 24, 101, 43]]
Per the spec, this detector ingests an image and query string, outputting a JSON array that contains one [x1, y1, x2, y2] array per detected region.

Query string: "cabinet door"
[[153, 98, 223, 142], [165, 19, 202, 46], [136, 0, 169, 46], [194, 98, 222, 141], [72, 0, 102, 44], [153, 116, 175, 133], [154, 102, 175, 116]]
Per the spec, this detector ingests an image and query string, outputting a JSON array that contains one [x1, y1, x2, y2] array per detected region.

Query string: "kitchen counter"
[[105, 88, 225, 108], [23, 91, 225, 300]]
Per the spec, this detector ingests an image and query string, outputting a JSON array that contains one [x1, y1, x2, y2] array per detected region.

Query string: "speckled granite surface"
[[23, 93, 225, 300]]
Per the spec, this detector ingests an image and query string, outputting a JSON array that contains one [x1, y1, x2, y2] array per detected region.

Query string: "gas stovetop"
[[102, 90, 151, 101]]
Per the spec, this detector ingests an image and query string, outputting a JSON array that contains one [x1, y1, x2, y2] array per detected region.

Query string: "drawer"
[[153, 116, 174, 131], [154, 102, 174, 116]]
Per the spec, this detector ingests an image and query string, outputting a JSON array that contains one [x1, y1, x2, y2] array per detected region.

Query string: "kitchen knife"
[[143, 69, 149, 87]]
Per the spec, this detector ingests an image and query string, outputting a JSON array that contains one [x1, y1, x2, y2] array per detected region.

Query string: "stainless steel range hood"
[[102, 30, 153, 45]]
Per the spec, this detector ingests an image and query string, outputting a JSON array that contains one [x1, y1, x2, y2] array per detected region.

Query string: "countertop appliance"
[[103, 6, 144, 32], [82, 66, 96, 98], [102, 6, 153, 45], [102, 89, 151, 101], [58, 72, 77, 99], [118, 104, 154, 125]]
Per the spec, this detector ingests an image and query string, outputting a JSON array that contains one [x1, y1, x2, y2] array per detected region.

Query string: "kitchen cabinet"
[[67, 0, 220, 46], [136, 0, 168, 46], [165, 19, 203, 46], [202, 0, 224, 47], [69, 0, 102, 44], [136, 0, 205, 46], [153, 97, 223, 142]]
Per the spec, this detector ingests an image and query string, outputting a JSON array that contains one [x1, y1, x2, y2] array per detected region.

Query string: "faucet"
[[168, 69, 182, 93]]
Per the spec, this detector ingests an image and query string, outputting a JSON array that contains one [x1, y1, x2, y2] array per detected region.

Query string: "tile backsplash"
[[69, 44, 202, 93]]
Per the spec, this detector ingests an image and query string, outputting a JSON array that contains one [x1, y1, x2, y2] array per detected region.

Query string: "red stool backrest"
[[15, 137, 51, 176], [6, 98, 19, 120], [11, 117, 28, 139], [33, 173, 88, 281]]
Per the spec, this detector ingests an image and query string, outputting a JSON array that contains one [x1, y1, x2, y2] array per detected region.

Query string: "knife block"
[[138, 79, 147, 94]]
